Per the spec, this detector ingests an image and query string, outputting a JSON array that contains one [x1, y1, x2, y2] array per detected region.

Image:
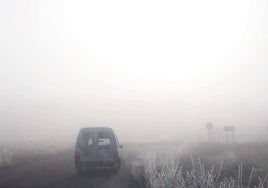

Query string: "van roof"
[[79, 127, 114, 133]]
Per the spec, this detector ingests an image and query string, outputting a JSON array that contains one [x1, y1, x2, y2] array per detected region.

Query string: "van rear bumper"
[[75, 159, 121, 170]]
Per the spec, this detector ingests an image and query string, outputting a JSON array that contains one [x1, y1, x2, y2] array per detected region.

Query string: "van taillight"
[[75, 152, 80, 157], [113, 151, 118, 157]]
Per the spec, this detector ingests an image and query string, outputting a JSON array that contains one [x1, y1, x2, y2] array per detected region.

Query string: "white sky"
[[0, 0, 268, 140]]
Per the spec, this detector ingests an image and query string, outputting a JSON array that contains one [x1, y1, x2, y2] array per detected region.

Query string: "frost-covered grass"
[[0, 140, 73, 167], [128, 141, 268, 188]]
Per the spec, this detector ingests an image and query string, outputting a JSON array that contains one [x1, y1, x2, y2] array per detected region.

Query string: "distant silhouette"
[[205, 122, 213, 142]]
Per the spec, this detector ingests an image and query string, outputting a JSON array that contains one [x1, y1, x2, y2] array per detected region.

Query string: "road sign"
[[223, 126, 235, 132], [205, 122, 213, 142], [206, 122, 213, 130], [223, 126, 235, 144]]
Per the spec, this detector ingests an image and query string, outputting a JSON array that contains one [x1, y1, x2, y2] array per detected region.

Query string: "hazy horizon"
[[1, 0, 268, 142]]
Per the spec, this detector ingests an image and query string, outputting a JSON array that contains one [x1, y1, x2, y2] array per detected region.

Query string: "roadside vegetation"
[[0, 140, 72, 167], [127, 141, 268, 188]]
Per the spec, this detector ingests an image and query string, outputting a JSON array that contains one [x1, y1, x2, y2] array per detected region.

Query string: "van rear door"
[[80, 131, 98, 161], [96, 131, 114, 162]]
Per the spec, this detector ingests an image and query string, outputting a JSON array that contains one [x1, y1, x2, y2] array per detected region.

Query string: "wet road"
[[0, 151, 135, 188]]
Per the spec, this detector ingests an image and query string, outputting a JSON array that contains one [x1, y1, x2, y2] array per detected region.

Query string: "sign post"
[[205, 122, 213, 142], [223, 126, 235, 144]]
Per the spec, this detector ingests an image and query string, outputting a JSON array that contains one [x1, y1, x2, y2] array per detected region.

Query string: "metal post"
[[232, 130, 235, 145], [208, 129, 211, 142]]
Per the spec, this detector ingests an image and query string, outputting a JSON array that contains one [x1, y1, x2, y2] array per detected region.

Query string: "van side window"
[[97, 132, 111, 146], [83, 132, 94, 146]]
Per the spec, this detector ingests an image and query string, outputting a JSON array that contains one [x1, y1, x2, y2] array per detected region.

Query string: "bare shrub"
[[0, 141, 72, 167], [130, 142, 268, 188]]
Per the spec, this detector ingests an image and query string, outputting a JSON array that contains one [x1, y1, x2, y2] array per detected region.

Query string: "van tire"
[[113, 168, 119, 174], [77, 169, 84, 176], [112, 160, 121, 173]]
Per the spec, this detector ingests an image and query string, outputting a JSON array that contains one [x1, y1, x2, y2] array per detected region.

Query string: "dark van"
[[74, 127, 122, 175]]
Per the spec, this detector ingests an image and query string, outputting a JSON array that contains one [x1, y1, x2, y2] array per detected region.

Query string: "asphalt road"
[[0, 151, 136, 188]]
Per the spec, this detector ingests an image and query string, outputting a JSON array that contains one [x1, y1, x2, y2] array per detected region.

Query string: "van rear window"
[[83, 132, 94, 146], [97, 132, 111, 146]]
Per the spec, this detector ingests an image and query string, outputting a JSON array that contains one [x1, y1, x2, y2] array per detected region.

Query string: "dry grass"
[[128, 141, 268, 188], [0, 140, 72, 167]]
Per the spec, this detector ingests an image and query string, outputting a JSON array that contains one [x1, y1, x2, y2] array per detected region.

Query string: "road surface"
[[0, 150, 136, 188]]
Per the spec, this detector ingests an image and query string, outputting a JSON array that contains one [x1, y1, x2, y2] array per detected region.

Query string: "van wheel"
[[112, 161, 121, 173], [77, 169, 84, 176], [113, 168, 119, 174]]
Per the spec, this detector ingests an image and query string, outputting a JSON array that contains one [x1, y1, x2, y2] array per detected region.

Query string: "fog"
[[1, 0, 268, 142]]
